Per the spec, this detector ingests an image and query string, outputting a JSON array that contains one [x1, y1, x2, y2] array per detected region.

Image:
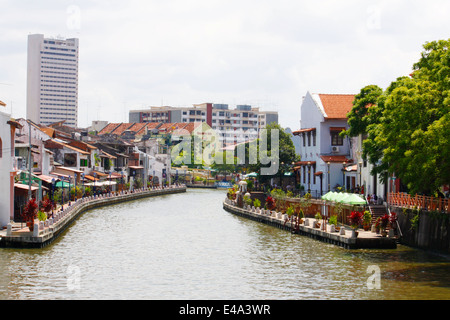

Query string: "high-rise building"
[[27, 34, 79, 127]]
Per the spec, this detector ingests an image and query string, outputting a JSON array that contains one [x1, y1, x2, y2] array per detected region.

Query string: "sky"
[[1, 0, 450, 130]]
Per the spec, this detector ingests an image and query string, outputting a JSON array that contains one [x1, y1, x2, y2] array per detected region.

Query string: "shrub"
[[253, 198, 261, 208]]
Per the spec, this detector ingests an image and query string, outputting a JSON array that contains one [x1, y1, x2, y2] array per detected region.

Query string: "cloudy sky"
[[1, 0, 449, 130]]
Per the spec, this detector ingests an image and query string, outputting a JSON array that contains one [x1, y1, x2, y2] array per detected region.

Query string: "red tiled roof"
[[98, 123, 121, 135], [110, 123, 132, 135], [293, 128, 316, 135], [318, 94, 355, 119], [320, 155, 351, 163]]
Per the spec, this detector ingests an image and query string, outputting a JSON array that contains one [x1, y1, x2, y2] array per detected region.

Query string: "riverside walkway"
[[0, 185, 186, 249], [223, 198, 397, 249]]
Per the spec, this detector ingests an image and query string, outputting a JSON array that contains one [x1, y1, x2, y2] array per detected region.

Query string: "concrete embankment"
[[223, 198, 397, 250], [0, 185, 186, 249]]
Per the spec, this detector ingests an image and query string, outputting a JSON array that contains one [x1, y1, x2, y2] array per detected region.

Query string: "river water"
[[0, 188, 449, 300]]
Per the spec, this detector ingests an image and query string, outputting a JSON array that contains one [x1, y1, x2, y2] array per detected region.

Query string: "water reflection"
[[0, 189, 449, 300]]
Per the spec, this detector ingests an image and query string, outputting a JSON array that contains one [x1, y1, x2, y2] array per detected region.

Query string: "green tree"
[[355, 39, 450, 195], [245, 123, 300, 183]]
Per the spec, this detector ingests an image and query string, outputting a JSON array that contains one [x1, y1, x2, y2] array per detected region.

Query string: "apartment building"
[[129, 103, 278, 146], [27, 34, 79, 127]]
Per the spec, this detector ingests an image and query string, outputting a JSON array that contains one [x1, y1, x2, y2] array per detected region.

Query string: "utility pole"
[[28, 121, 32, 200]]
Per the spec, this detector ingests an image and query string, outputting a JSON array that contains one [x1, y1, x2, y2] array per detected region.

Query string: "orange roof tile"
[[318, 94, 355, 119], [320, 155, 351, 163], [111, 123, 134, 135], [98, 123, 120, 135]]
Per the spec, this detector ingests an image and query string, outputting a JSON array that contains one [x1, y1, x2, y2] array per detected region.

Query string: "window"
[[307, 132, 311, 146], [0, 138, 2, 158], [331, 132, 343, 146], [313, 131, 316, 146], [80, 159, 88, 167]]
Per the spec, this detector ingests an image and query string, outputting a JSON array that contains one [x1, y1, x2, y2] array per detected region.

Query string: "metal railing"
[[388, 192, 449, 213]]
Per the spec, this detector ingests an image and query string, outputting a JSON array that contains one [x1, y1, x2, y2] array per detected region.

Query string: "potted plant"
[[348, 210, 363, 237], [285, 205, 294, 226], [374, 217, 381, 234], [22, 198, 38, 232], [314, 212, 322, 228], [328, 215, 338, 227], [243, 194, 252, 207], [265, 196, 276, 211], [363, 210, 372, 231], [380, 214, 389, 237], [253, 198, 261, 209]]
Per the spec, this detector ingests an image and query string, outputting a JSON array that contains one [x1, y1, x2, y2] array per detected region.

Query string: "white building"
[[293, 92, 355, 197], [0, 101, 22, 227], [27, 34, 79, 127]]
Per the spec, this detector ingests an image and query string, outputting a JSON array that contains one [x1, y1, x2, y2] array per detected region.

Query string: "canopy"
[[55, 181, 73, 188], [245, 172, 258, 177], [322, 192, 366, 205], [341, 193, 367, 205]]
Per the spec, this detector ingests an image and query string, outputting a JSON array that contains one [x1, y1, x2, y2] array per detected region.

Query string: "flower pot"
[[363, 224, 370, 231], [381, 230, 387, 237], [27, 221, 34, 232], [351, 229, 358, 238]]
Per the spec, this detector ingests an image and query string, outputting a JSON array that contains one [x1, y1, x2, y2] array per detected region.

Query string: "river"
[[0, 188, 449, 300]]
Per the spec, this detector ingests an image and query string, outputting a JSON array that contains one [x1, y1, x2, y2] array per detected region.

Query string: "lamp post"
[[81, 173, 85, 198], [280, 162, 284, 189], [51, 178, 55, 216], [327, 161, 331, 192], [342, 161, 346, 191], [307, 161, 311, 194]]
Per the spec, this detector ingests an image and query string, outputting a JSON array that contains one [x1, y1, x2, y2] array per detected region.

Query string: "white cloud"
[[1, 0, 450, 129]]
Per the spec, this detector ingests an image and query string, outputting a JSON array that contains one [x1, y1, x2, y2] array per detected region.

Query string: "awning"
[[329, 127, 346, 132], [37, 174, 56, 183], [293, 128, 316, 135], [14, 183, 39, 191], [83, 175, 99, 181], [128, 166, 144, 169], [295, 161, 316, 166], [55, 181, 73, 188], [320, 155, 350, 163]]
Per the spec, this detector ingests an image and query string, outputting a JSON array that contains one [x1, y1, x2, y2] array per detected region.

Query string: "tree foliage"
[[348, 39, 450, 195]]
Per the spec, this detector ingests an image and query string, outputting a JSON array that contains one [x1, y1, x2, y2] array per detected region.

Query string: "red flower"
[[265, 196, 276, 210], [348, 210, 363, 228], [22, 198, 38, 223]]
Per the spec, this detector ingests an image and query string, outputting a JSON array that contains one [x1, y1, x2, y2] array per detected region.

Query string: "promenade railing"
[[388, 192, 449, 214]]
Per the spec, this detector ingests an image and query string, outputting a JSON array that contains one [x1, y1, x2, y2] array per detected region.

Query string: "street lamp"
[[51, 178, 55, 216], [307, 161, 311, 194], [327, 161, 331, 192], [81, 173, 85, 198], [342, 161, 346, 191]]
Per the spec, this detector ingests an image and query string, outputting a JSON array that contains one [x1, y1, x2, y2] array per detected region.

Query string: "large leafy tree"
[[351, 39, 450, 195]]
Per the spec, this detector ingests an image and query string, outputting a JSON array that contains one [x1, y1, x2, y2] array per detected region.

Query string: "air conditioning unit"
[[331, 146, 340, 153]]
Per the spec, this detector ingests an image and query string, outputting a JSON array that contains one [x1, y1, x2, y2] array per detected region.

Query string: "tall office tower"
[[27, 34, 79, 127]]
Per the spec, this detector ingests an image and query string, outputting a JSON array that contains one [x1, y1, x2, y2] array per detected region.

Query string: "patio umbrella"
[[246, 172, 258, 177], [343, 193, 367, 205]]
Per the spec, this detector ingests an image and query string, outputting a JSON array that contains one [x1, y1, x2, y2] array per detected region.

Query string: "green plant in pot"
[[314, 212, 322, 228], [363, 210, 372, 231]]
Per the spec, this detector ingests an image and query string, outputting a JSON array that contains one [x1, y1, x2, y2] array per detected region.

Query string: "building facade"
[[0, 101, 22, 227], [27, 34, 79, 127], [293, 93, 355, 196], [129, 103, 278, 146]]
